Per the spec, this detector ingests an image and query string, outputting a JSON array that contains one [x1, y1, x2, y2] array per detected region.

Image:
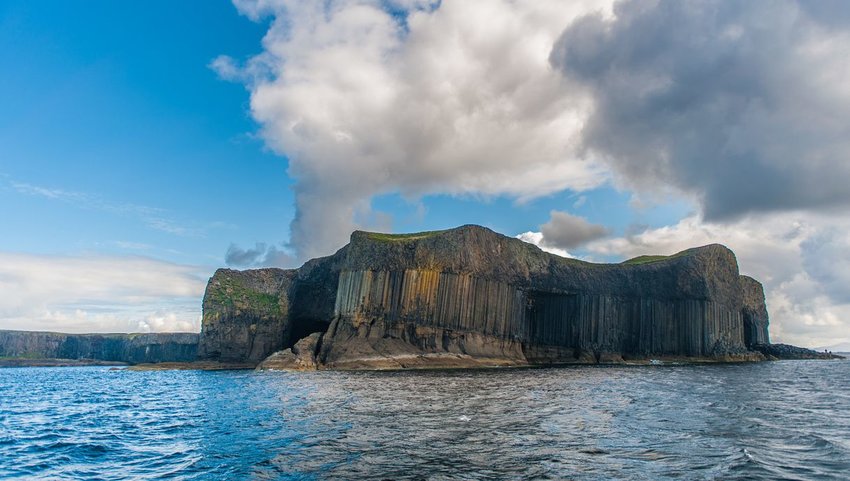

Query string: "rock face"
[[200, 225, 775, 370], [256, 332, 322, 371], [740, 275, 770, 346], [752, 343, 844, 360], [0, 330, 198, 364], [197, 268, 295, 363], [197, 256, 339, 364]]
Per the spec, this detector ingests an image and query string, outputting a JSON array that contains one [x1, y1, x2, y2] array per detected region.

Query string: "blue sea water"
[[0, 360, 848, 480]]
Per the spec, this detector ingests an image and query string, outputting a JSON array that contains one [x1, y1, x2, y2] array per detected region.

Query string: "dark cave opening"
[[525, 291, 578, 346]]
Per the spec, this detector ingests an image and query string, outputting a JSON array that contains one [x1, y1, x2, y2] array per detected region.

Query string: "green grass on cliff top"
[[207, 276, 282, 315], [621, 255, 670, 265], [364, 229, 449, 242], [621, 248, 696, 265]]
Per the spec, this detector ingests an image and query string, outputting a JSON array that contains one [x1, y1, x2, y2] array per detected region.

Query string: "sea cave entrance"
[[525, 290, 578, 346]]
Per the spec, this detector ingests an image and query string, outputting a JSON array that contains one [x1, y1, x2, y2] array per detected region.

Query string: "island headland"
[[2, 225, 842, 369], [195, 224, 837, 370]]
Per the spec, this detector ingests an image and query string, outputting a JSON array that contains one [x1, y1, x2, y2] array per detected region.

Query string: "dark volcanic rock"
[[197, 268, 295, 363], [256, 332, 322, 371], [752, 343, 845, 360], [204, 225, 785, 369], [0, 330, 198, 365], [741, 276, 770, 347], [197, 261, 340, 364], [321, 227, 756, 367]]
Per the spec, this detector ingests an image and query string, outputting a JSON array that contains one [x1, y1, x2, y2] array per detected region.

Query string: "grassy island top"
[[621, 247, 701, 265], [362, 229, 449, 242], [352, 224, 728, 270]]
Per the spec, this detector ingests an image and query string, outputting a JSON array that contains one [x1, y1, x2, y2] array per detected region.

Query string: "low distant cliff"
[[199, 225, 774, 370], [0, 330, 198, 365]]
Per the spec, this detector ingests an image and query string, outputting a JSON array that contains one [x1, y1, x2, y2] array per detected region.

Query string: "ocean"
[[1, 360, 848, 480]]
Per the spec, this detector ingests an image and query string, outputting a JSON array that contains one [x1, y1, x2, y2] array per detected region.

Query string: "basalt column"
[[334, 269, 527, 340]]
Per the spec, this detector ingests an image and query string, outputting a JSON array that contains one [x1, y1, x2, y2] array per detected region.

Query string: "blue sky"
[[2, 0, 850, 349], [0, 0, 293, 266]]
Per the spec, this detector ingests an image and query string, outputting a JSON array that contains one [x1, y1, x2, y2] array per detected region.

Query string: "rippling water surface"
[[1, 360, 848, 480]]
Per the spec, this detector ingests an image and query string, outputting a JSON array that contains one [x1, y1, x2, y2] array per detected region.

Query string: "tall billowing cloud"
[[217, 0, 614, 259], [551, 0, 850, 219]]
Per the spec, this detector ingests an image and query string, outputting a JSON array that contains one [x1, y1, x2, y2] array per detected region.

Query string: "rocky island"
[[2, 225, 841, 369], [196, 225, 835, 370]]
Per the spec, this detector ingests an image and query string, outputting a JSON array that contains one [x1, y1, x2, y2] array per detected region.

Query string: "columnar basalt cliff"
[[199, 225, 776, 370], [0, 330, 198, 365]]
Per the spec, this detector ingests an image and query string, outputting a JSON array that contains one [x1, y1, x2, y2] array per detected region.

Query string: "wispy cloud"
[[111, 241, 154, 251], [8, 179, 229, 237], [11, 182, 88, 202]]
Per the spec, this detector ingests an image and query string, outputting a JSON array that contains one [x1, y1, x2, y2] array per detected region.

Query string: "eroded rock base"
[[257, 332, 322, 371], [256, 329, 770, 371]]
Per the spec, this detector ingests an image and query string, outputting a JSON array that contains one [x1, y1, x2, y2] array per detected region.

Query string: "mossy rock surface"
[[204, 268, 290, 317]]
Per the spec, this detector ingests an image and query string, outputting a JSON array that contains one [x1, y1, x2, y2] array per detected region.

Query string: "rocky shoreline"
[[752, 343, 845, 360], [0, 358, 128, 368]]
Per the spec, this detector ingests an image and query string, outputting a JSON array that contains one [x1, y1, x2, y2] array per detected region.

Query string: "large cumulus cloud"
[[552, 0, 850, 219], [217, 0, 614, 260]]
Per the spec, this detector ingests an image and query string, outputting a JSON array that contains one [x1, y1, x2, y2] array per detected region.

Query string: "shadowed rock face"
[[197, 268, 295, 363], [741, 275, 770, 347], [197, 254, 342, 364], [256, 332, 322, 371], [199, 225, 772, 369], [0, 330, 198, 364]]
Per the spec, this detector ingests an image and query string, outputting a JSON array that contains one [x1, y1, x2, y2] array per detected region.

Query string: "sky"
[[1, 0, 849, 349]]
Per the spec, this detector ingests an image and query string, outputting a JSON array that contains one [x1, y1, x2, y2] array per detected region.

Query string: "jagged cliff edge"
[[198, 225, 782, 370]]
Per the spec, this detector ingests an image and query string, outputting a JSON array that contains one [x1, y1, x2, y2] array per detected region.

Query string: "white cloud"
[[0, 252, 208, 333], [516, 231, 572, 258], [572, 195, 587, 208], [220, 0, 615, 260]]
